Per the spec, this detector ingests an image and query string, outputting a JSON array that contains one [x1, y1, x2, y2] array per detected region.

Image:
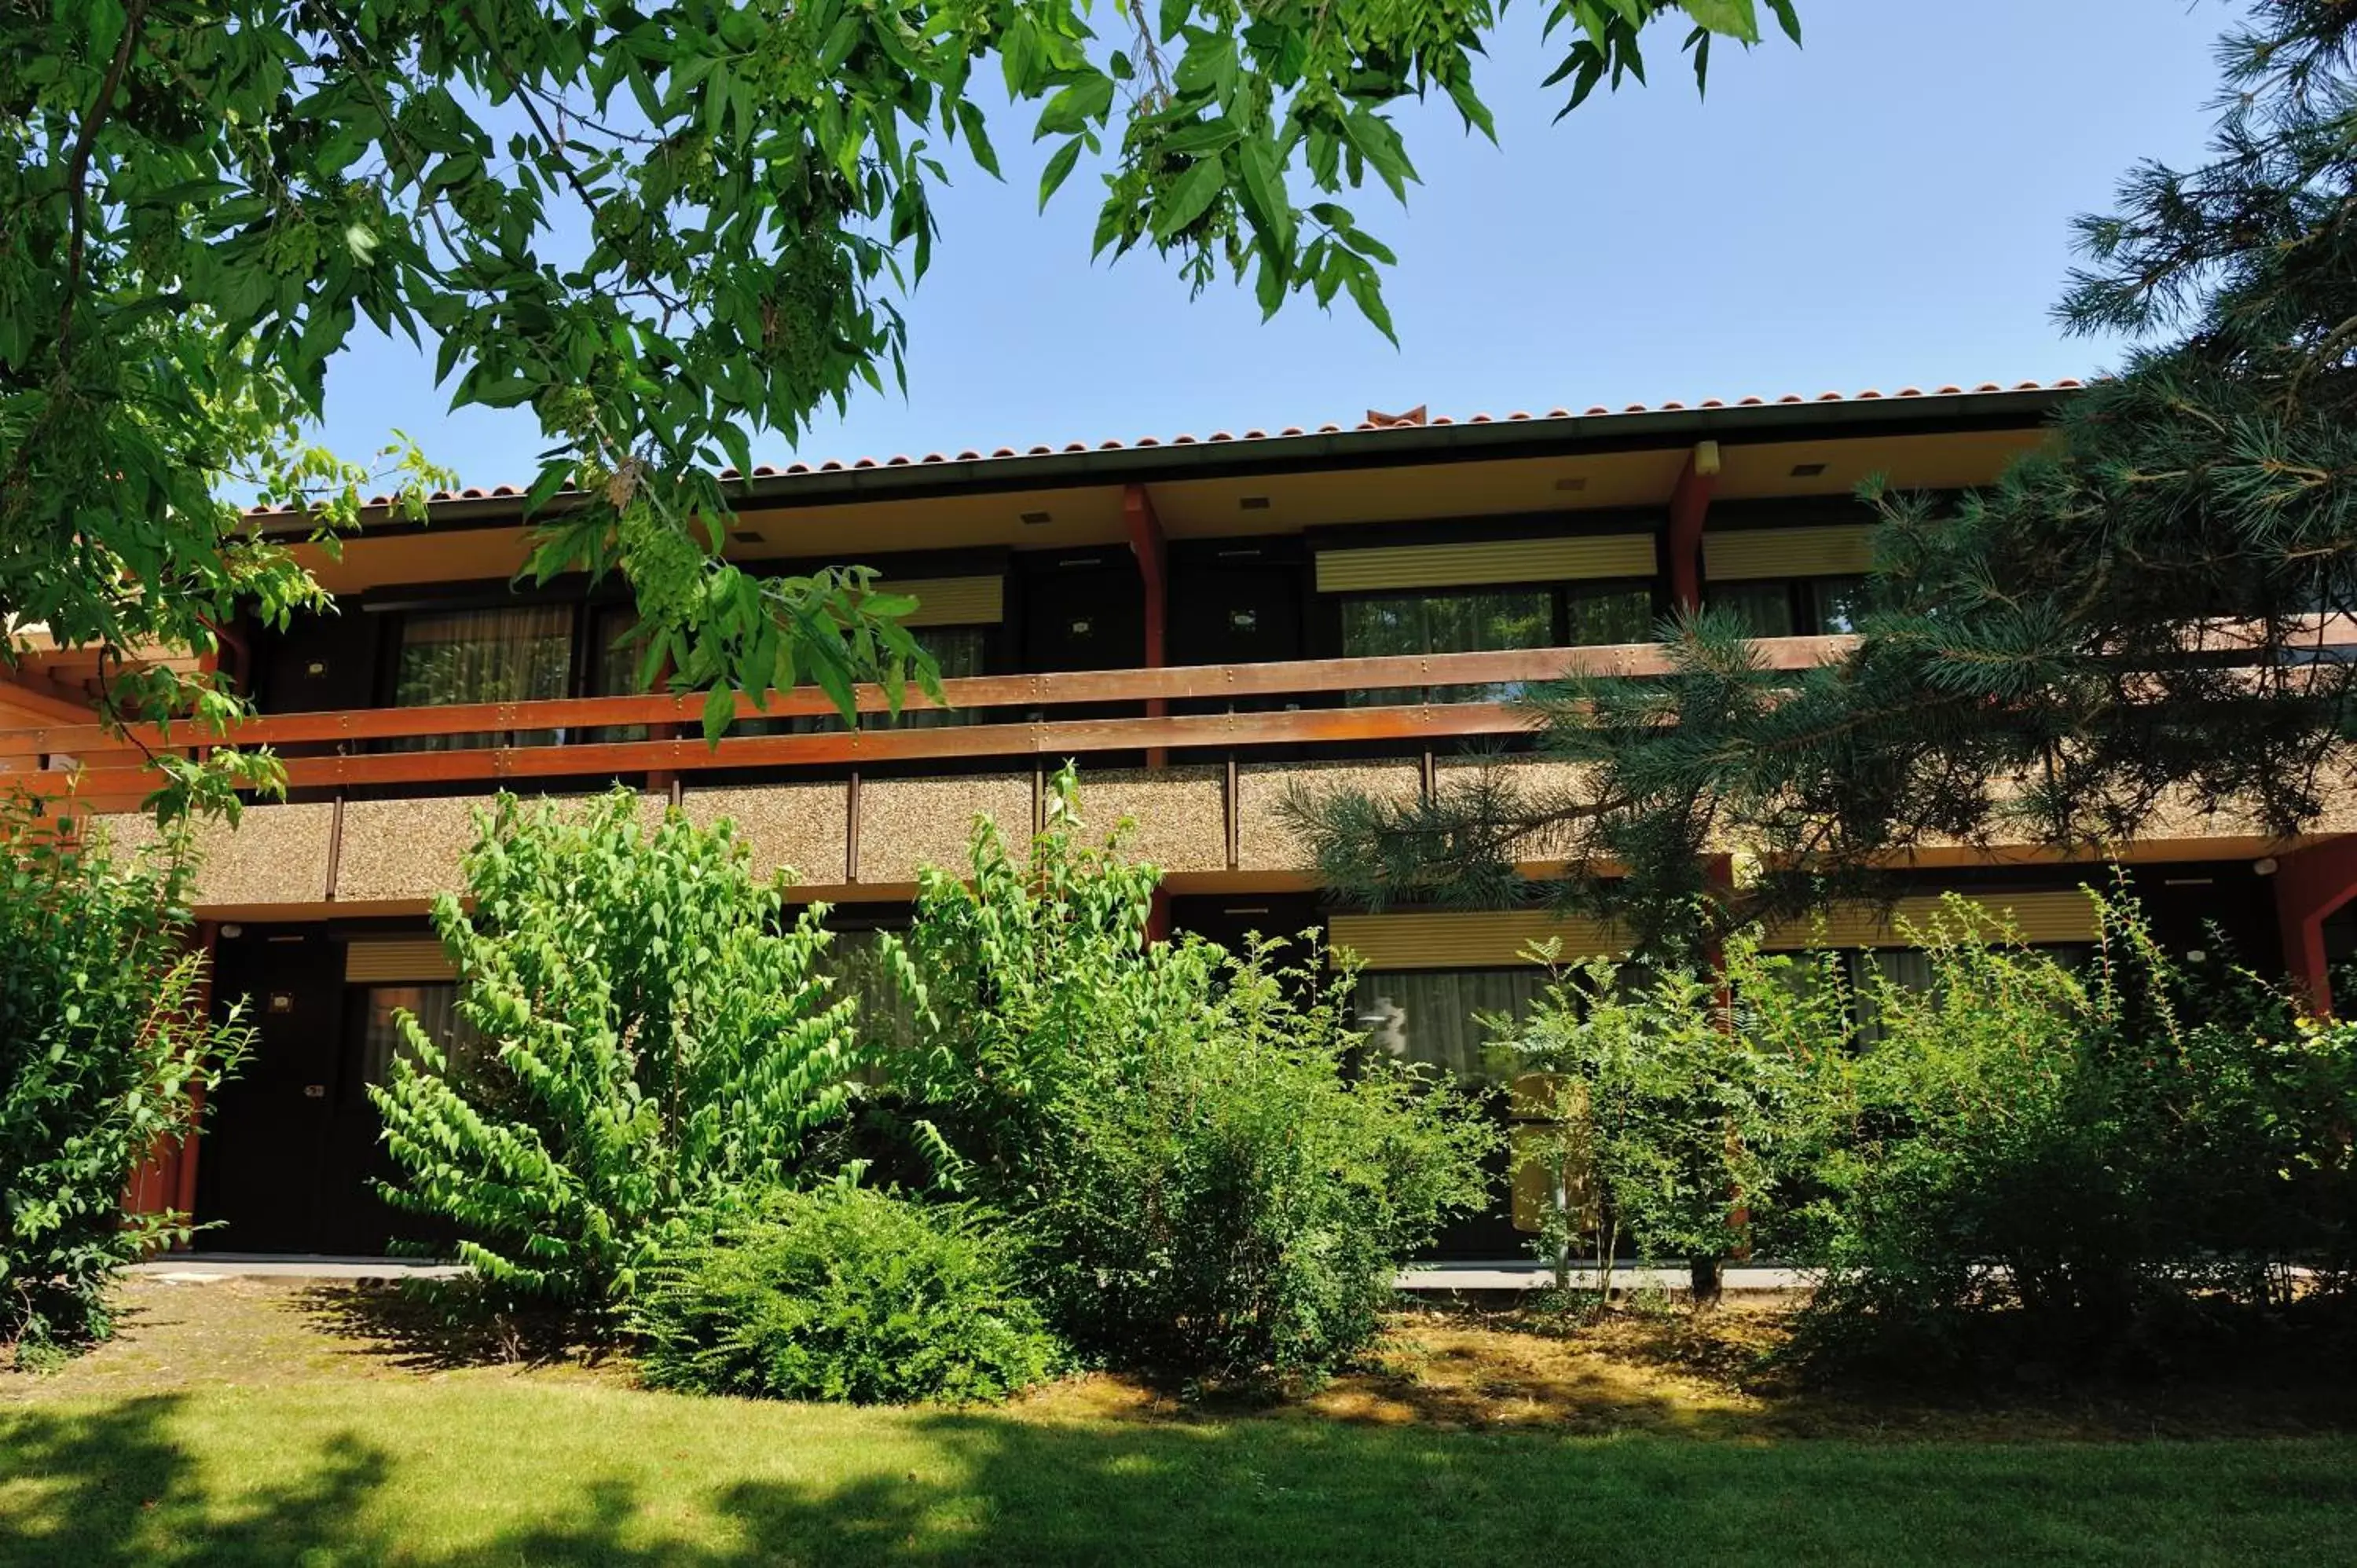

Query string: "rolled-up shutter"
[[1316, 535, 1655, 593], [1762, 890, 2097, 950], [343, 938, 455, 983], [1704, 525, 1875, 582], [1328, 910, 1626, 969], [881, 575, 1003, 627]]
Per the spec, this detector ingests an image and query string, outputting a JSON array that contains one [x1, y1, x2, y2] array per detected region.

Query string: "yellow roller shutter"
[[1761, 890, 2099, 950], [881, 574, 1004, 628], [1316, 534, 1655, 593], [1703, 525, 1875, 582], [1328, 910, 1626, 969], [343, 938, 456, 983]]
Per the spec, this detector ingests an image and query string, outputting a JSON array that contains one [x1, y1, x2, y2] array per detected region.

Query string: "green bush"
[[1783, 894, 2357, 1374], [1, 802, 250, 1350], [370, 790, 864, 1313], [880, 770, 1497, 1384], [1486, 938, 1824, 1299], [633, 1185, 1063, 1404]]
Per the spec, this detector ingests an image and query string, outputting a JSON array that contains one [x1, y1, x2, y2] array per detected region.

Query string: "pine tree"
[[1294, 0, 2357, 954]]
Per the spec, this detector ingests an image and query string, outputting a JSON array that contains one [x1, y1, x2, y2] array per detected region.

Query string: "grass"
[[3, 1279, 2355, 1566]]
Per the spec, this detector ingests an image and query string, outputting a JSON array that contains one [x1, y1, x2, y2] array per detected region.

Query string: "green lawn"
[[4, 1281, 2355, 1566]]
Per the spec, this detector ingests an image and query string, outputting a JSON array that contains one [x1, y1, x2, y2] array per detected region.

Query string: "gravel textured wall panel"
[[1434, 756, 1597, 863], [1236, 760, 1422, 872], [1069, 767, 1226, 873], [91, 803, 337, 907], [859, 774, 1033, 885], [334, 793, 667, 905], [680, 782, 849, 886]]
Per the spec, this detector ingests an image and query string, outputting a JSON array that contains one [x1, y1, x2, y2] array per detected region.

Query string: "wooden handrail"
[[0, 639, 1856, 760], [3, 702, 1534, 798]]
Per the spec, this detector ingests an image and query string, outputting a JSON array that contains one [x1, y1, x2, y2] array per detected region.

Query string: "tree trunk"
[[1688, 1254, 1723, 1307]]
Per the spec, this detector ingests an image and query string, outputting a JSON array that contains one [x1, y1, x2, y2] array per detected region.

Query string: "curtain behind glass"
[[823, 929, 919, 1070], [390, 605, 574, 749], [590, 606, 651, 742], [1703, 583, 1797, 638], [1351, 969, 1551, 1083], [1342, 589, 1552, 705], [354, 984, 467, 1105]]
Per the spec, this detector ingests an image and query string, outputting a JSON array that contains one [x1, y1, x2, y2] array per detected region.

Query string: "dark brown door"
[[193, 928, 343, 1252]]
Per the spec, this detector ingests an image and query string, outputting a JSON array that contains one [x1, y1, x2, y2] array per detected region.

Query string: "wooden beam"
[[0, 640, 1856, 760], [5, 702, 1539, 798]]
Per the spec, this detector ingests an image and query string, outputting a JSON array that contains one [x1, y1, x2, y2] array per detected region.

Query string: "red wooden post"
[[1124, 482, 1169, 768], [2273, 836, 2357, 1013], [1667, 441, 1719, 616]]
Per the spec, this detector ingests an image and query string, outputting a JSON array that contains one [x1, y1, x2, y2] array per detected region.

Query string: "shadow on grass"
[[5, 1387, 2357, 1566], [291, 1280, 609, 1376]]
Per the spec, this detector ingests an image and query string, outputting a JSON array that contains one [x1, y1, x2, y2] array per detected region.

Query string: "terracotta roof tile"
[[247, 379, 2086, 516]]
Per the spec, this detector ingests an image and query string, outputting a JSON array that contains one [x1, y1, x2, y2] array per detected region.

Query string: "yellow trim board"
[[1704, 524, 1875, 582], [1329, 910, 1625, 969], [343, 938, 456, 984], [1317, 535, 1655, 593], [881, 574, 1004, 627]]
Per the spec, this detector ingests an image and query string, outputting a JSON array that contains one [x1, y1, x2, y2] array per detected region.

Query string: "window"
[[589, 606, 651, 742], [1351, 969, 1552, 1084], [1704, 582, 1798, 639], [351, 984, 475, 1105], [765, 625, 992, 735], [1706, 577, 1868, 638], [1342, 589, 1553, 705], [1809, 577, 1870, 635], [1565, 585, 1655, 647], [1780, 943, 2093, 1044], [389, 605, 574, 749], [823, 928, 922, 1060]]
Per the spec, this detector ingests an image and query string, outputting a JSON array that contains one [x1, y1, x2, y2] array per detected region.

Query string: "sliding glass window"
[[1341, 589, 1552, 705], [350, 984, 477, 1106], [388, 605, 574, 749], [1351, 969, 1552, 1084]]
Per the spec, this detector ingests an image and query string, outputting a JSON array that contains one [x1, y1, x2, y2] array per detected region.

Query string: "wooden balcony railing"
[[1, 639, 1856, 809]]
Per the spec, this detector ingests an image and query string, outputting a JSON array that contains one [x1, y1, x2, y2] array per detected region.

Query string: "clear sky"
[[308, 0, 2232, 489]]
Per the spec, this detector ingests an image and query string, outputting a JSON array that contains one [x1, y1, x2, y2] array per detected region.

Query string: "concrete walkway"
[[137, 1254, 1812, 1294], [1395, 1260, 1814, 1294], [132, 1255, 467, 1282]]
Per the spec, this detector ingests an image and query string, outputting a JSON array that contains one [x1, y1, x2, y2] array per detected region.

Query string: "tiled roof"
[[245, 379, 2084, 515]]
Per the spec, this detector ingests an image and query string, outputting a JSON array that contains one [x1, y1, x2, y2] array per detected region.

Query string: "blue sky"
[[310, 0, 2231, 488]]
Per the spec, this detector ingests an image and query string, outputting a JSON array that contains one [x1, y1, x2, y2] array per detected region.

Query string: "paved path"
[[132, 1255, 467, 1282], [137, 1254, 1812, 1293], [1395, 1260, 1813, 1293]]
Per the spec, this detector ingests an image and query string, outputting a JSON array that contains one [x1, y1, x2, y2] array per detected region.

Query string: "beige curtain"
[[390, 605, 574, 749]]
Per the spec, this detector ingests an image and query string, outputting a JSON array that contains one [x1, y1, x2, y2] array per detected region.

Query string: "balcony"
[[1, 639, 1855, 913]]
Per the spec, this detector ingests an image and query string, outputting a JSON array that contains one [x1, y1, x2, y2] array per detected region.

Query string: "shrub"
[[880, 770, 1497, 1383], [1, 801, 250, 1350], [1485, 940, 1825, 1301], [1783, 893, 2357, 1374], [370, 790, 864, 1313], [633, 1185, 1063, 1404]]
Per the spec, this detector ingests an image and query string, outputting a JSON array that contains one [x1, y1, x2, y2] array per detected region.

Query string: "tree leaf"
[[1038, 137, 1084, 211], [1152, 157, 1228, 243]]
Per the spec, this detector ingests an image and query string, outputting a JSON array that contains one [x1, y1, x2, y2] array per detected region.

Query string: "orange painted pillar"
[[1124, 483, 1168, 768], [1666, 444, 1717, 617], [2273, 837, 2357, 1013]]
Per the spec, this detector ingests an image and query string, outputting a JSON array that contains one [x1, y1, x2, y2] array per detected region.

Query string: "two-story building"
[[12, 379, 2357, 1257]]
